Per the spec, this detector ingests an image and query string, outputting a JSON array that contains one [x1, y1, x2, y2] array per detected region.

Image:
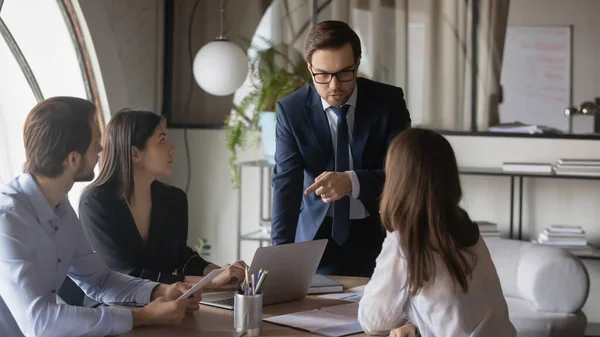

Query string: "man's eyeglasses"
[[309, 66, 356, 84]]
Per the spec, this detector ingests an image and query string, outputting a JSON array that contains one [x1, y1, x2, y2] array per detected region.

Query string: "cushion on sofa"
[[484, 238, 589, 313], [517, 245, 589, 313]]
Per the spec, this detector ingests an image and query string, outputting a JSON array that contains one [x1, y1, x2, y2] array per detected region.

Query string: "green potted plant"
[[194, 237, 211, 257], [225, 41, 312, 188]]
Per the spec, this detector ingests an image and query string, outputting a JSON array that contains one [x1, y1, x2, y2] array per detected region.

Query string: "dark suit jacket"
[[271, 77, 411, 245]]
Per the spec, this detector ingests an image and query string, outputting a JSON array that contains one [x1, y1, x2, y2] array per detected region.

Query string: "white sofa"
[[484, 238, 590, 337]]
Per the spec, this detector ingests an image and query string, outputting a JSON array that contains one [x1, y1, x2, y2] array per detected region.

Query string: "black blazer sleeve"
[[354, 87, 411, 214], [270, 101, 304, 245]]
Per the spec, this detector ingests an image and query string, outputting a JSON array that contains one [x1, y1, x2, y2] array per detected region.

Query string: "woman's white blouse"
[[358, 233, 516, 337]]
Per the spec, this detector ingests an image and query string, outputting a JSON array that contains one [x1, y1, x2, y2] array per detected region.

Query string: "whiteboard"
[[499, 26, 572, 131]]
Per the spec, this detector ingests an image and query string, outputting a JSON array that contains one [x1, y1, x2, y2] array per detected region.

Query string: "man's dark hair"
[[23, 96, 96, 178], [304, 20, 362, 64]]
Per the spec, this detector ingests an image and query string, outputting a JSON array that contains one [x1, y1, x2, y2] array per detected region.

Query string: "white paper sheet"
[[317, 293, 362, 302], [177, 268, 225, 301], [347, 285, 365, 294], [317, 285, 365, 302], [264, 303, 363, 337]]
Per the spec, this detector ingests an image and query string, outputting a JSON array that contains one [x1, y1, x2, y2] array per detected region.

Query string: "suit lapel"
[[305, 86, 334, 171], [351, 79, 372, 170]]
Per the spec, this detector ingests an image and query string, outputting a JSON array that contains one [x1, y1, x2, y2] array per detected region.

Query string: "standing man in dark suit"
[[271, 20, 411, 277]]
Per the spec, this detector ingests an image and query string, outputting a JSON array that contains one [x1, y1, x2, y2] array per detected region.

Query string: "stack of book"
[[554, 159, 600, 177], [476, 221, 502, 238], [534, 225, 595, 256]]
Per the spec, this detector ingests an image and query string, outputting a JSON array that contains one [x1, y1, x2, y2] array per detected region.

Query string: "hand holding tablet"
[[177, 268, 226, 301]]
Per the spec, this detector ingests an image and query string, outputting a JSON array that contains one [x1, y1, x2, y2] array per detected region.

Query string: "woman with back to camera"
[[79, 109, 246, 288], [358, 128, 515, 337]]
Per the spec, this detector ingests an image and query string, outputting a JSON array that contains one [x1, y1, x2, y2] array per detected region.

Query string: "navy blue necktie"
[[331, 105, 351, 245]]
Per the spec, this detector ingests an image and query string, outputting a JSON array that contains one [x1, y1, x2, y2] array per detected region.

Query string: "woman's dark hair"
[[89, 108, 164, 201]]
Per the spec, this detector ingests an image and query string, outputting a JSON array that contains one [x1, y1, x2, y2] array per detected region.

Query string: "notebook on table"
[[308, 275, 344, 294]]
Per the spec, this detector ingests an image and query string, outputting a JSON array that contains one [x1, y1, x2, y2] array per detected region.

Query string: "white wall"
[[164, 130, 265, 266]]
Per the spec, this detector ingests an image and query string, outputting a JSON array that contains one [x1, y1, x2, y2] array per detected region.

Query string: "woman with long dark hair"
[[358, 128, 515, 337], [79, 109, 246, 287]]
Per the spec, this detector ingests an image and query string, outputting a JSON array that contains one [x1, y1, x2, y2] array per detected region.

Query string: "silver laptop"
[[200, 239, 327, 309]]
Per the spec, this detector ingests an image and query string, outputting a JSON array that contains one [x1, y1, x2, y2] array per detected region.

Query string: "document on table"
[[264, 303, 363, 337], [177, 268, 225, 301], [317, 285, 365, 302]]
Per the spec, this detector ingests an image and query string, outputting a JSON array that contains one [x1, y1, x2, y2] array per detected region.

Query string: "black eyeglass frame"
[[309, 64, 358, 84]]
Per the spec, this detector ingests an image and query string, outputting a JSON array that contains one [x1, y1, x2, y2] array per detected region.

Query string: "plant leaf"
[[225, 36, 312, 188]]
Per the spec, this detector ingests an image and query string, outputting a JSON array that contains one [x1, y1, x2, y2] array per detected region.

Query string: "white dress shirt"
[[321, 85, 369, 219], [0, 174, 160, 337], [358, 233, 516, 337]]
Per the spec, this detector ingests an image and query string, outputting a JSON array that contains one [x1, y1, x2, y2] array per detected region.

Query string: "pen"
[[251, 274, 255, 295], [255, 270, 268, 294]]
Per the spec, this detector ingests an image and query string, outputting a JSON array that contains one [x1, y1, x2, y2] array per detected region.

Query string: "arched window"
[[0, 0, 105, 212]]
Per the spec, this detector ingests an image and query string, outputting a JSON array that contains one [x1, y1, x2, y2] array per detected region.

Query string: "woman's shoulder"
[[382, 231, 404, 257], [383, 231, 400, 245], [80, 183, 119, 204], [152, 181, 187, 201]]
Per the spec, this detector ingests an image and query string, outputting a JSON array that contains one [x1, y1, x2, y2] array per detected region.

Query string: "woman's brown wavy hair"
[[380, 128, 478, 296]]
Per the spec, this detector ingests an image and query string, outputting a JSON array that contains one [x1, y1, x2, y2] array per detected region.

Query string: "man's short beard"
[[74, 156, 95, 182]]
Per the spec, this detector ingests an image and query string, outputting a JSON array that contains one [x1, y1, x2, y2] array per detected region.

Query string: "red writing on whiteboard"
[[535, 42, 567, 51]]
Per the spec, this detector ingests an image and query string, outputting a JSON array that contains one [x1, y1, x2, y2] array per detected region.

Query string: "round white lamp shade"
[[193, 40, 248, 96]]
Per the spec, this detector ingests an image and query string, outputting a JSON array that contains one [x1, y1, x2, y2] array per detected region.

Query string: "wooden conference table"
[[119, 276, 369, 337]]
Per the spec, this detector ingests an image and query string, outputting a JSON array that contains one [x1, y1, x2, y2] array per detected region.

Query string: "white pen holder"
[[234, 292, 263, 336]]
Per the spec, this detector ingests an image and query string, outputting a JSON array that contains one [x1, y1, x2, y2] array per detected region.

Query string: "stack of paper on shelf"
[[476, 221, 502, 238], [488, 122, 563, 134], [554, 159, 600, 177], [534, 225, 596, 256]]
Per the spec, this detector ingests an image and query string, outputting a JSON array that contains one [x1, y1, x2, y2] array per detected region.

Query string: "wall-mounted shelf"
[[234, 161, 600, 260], [460, 166, 600, 260]]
